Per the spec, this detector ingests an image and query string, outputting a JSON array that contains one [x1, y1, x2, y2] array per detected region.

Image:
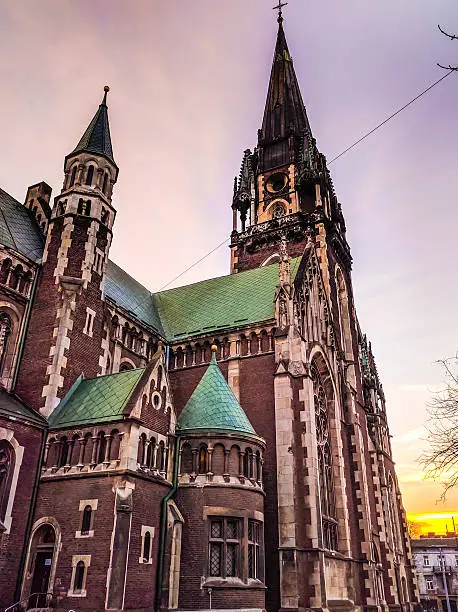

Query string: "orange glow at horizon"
[[408, 512, 458, 537]]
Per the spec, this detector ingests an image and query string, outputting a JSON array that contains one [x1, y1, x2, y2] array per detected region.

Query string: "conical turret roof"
[[71, 87, 115, 163], [260, 22, 312, 143], [177, 350, 257, 437]]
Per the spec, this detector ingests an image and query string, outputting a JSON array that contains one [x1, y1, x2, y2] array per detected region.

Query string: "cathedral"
[[0, 14, 418, 612]]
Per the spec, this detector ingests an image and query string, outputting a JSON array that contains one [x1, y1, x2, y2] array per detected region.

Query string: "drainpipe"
[[12, 266, 40, 391], [155, 433, 180, 612], [14, 424, 47, 602]]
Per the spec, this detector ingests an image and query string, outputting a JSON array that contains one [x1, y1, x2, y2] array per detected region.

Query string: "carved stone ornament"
[[288, 360, 306, 377]]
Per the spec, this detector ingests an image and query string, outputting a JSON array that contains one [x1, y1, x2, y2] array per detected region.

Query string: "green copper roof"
[[71, 89, 115, 163], [49, 368, 144, 428], [105, 259, 164, 333], [0, 186, 301, 342], [0, 188, 45, 262], [177, 351, 257, 436], [0, 389, 47, 427], [153, 258, 300, 340]]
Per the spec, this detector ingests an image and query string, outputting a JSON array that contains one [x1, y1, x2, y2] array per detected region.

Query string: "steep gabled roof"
[[177, 350, 258, 437], [0, 188, 45, 262], [70, 88, 115, 164], [49, 368, 144, 428]]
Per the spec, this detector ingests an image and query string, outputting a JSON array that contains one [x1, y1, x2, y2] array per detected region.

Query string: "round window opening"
[[267, 173, 287, 193], [272, 204, 286, 219]]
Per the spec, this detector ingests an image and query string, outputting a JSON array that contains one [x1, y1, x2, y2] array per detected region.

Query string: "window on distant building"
[[425, 576, 433, 591], [423, 555, 430, 566]]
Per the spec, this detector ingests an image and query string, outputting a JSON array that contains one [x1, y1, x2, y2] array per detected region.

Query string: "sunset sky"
[[1, 0, 457, 535]]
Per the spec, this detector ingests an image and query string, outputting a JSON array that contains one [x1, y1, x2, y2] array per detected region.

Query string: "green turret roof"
[[71, 87, 115, 163], [177, 350, 257, 437]]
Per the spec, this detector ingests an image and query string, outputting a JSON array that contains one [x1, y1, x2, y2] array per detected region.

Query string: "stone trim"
[[0, 427, 24, 534], [68, 554, 91, 598]]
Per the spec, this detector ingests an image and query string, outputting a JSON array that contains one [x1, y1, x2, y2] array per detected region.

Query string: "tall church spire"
[[259, 21, 312, 146], [230, 17, 350, 275], [71, 86, 116, 164]]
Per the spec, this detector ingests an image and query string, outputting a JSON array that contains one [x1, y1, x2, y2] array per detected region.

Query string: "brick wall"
[[175, 485, 265, 611], [0, 418, 43, 609]]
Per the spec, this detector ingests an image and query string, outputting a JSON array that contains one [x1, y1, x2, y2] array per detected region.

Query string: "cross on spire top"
[[273, 1, 288, 24]]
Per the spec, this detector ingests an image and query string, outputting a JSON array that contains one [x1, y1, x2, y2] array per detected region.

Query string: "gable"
[[127, 352, 175, 435]]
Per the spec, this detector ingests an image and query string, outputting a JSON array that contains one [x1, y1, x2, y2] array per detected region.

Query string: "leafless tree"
[[438, 25, 458, 71], [407, 520, 421, 540], [421, 355, 458, 499]]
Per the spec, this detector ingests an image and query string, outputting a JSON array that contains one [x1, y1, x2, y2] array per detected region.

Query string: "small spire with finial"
[[273, 1, 288, 24], [102, 85, 110, 106]]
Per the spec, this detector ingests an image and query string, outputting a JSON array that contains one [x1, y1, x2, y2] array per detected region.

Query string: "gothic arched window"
[[69, 165, 77, 187], [0, 314, 11, 375], [85, 165, 94, 186], [74, 560, 85, 591], [312, 365, 338, 551], [81, 505, 92, 535], [0, 441, 14, 524], [102, 172, 108, 194]]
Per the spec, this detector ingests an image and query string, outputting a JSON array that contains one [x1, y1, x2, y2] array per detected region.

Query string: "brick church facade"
[[0, 17, 418, 612]]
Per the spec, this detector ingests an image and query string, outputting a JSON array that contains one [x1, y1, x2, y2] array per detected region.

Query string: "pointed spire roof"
[[71, 86, 115, 163], [177, 348, 258, 438], [260, 22, 312, 144]]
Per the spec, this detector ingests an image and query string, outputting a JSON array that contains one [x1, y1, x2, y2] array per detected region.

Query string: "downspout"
[[155, 433, 180, 612], [14, 424, 47, 602], [12, 265, 40, 390]]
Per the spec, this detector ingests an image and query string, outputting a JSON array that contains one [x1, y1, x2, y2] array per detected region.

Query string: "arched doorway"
[[23, 523, 57, 607]]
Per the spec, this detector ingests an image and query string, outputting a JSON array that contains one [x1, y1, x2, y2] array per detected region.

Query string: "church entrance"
[[23, 523, 56, 609]]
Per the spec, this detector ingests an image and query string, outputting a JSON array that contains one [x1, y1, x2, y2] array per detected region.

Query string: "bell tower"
[[16, 87, 119, 415], [230, 16, 349, 273]]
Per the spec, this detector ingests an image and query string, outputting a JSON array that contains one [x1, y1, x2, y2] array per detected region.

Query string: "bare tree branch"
[[437, 24, 458, 71], [438, 24, 458, 40], [420, 354, 458, 500]]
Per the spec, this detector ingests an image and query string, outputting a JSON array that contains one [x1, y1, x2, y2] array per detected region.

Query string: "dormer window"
[[85, 165, 94, 186]]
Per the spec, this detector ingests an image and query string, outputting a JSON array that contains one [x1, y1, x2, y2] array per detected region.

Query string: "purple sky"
[[1, 0, 457, 515]]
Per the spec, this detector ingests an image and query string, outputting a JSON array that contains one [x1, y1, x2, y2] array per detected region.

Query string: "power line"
[[328, 70, 454, 164], [158, 237, 229, 291], [126, 69, 455, 305]]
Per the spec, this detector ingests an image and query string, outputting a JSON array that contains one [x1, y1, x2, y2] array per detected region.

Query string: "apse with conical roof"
[[177, 348, 260, 439]]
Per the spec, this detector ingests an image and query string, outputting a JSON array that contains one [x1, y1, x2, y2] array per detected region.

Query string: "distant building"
[[412, 536, 458, 612]]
